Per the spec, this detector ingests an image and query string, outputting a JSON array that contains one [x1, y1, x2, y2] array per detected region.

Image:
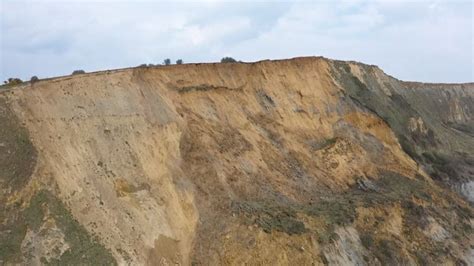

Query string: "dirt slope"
[[0, 57, 472, 265]]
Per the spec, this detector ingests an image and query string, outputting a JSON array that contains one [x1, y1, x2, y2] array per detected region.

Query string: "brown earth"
[[0, 57, 472, 265]]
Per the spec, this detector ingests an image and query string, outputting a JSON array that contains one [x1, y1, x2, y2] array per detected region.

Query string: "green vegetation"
[[0, 98, 37, 192], [0, 190, 117, 265], [308, 137, 338, 151], [163, 58, 171, 65], [359, 233, 374, 248], [0, 102, 113, 264], [399, 135, 420, 160], [305, 199, 356, 226], [232, 196, 354, 243], [72, 70, 85, 75], [422, 151, 458, 180], [176, 59, 183, 64], [331, 61, 424, 161], [448, 122, 474, 136], [4, 78, 23, 85], [1, 78, 23, 89], [358, 233, 403, 264], [231, 169, 471, 258], [28, 190, 116, 265], [220, 57, 237, 63], [0, 98, 37, 263], [422, 151, 449, 165], [330, 60, 469, 187], [232, 201, 306, 235], [255, 89, 276, 110], [373, 239, 401, 264], [232, 171, 427, 238], [0, 215, 27, 264]]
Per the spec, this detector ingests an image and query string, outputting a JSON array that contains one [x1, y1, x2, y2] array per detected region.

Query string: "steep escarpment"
[[400, 82, 474, 200], [331, 61, 474, 201], [0, 57, 472, 265]]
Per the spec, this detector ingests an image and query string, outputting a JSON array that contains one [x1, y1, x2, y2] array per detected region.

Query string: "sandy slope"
[[0, 57, 472, 265]]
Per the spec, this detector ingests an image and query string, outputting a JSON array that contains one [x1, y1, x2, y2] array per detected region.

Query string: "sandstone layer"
[[0, 57, 473, 265]]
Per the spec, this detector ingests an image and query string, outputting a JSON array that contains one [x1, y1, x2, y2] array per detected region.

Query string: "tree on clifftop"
[[2, 78, 23, 86], [221, 57, 237, 63]]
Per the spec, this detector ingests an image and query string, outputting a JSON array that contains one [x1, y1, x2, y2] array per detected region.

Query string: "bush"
[[138, 64, 147, 67], [399, 135, 419, 160], [176, 59, 183, 65], [221, 57, 237, 63], [360, 233, 374, 248], [2, 78, 23, 86], [163, 59, 171, 65], [72, 70, 85, 75], [30, 76, 39, 83]]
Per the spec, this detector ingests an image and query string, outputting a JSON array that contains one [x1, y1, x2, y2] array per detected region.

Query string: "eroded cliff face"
[[400, 82, 474, 201], [0, 57, 472, 265]]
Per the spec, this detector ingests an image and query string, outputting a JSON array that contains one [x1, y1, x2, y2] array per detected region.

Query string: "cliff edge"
[[1, 57, 473, 265]]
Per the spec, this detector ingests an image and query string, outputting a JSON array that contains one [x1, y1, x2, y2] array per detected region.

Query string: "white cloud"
[[221, 0, 472, 82], [0, 0, 472, 82]]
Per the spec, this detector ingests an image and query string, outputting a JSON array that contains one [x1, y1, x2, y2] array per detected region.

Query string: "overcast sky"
[[1, 0, 472, 83]]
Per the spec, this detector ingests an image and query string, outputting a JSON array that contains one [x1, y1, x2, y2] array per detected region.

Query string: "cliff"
[[0, 57, 472, 265]]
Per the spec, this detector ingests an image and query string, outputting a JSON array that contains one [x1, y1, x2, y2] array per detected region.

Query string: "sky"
[[0, 0, 472, 83]]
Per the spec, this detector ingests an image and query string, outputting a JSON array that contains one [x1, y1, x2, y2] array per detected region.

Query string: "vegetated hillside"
[[0, 57, 472, 265]]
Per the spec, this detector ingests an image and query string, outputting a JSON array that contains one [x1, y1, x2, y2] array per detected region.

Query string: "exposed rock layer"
[[0, 57, 472, 265]]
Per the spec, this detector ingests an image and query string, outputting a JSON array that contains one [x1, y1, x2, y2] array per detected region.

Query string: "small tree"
[[3, 78, 23, 86], [221, 57, 237, 63], [72, 70, 86, 75], [30, 76, 39, 83], [163, 59, 171, 65], [176, 59, 183, 65]]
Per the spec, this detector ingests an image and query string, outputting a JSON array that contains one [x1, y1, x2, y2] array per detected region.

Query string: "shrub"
[[138, 64, 147, 67], [221, 57, 237, 63], [30, 76, 39, 83], [2, 78, 23, 86], [176, 59, 183, 65], [360, 233, 375, 250], [163, 59, 171, 65], [72, 70, 85, 75], [399, 135, 419, 160]]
